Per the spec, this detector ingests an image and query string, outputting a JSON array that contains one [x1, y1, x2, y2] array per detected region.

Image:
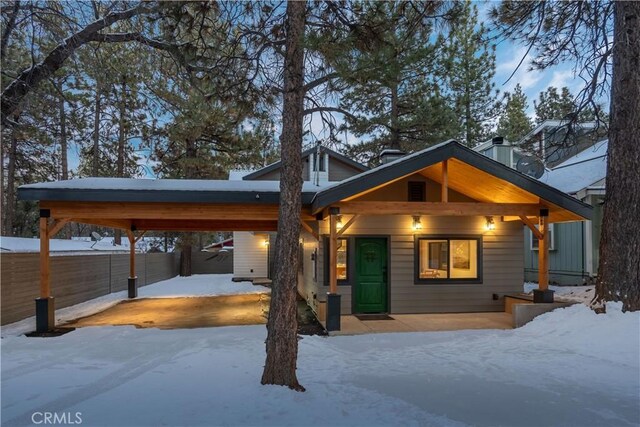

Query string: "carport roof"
[[18, 177, 331, 204]]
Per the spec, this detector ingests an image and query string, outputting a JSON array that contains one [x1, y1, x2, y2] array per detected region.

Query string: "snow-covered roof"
[[538, 140, 608, 194], [228, 170, 254, 180], [19, 178, 334, 204], [518, 120, 598, 143], [0, 236, 130, 254]]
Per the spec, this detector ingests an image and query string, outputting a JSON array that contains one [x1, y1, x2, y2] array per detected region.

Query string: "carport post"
[[127, 230, 137, 298], [326, 207, 341, 331], [534, 209, 554, 303], [36, 210, 55, 332]]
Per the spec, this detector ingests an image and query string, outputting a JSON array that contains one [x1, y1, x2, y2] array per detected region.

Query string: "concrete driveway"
[[65, 294, 270, 330]]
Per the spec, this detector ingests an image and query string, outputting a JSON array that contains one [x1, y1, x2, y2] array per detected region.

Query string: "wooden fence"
[[1, 252, 180, 325]]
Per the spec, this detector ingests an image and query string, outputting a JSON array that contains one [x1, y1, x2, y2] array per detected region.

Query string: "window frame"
[[529, 224, 556, 251], [323, 236, 352, 286], [407, 181, 426, 202], [414, 235, 483, 284]]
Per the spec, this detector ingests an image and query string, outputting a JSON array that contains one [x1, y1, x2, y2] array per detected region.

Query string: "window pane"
[[450, 240, 478, 279], [419, 239, 448, 279], [337, 238, 347, 280]]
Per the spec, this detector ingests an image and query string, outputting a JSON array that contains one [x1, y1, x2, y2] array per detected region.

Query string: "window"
[[312, 153, 326, 172], [324, 237, 350, 285], [530, 224, 555, 250], [408, 181, 426, 202], [336, 238, 348, 280], [415, 236, 482, 283]]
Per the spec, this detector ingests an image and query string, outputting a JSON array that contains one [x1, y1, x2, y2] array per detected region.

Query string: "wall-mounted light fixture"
[[412, 215, 422, 231], [263, 238, 270, 247], [485, 216, 496, 231], [336, 215, 343, 229]]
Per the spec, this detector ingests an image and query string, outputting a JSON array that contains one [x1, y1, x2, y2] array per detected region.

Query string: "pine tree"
[[496, 84, 533, 143], [315, 2, 457, 161], [534, 86, 575, 123], [442, 0, 500, 146]]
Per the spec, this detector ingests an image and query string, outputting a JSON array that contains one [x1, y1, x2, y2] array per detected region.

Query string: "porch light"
[[485, 216, 496, 231], [412, 215, 422, 231], [263, 238, 270, 247], [336, 215, 343, 229]]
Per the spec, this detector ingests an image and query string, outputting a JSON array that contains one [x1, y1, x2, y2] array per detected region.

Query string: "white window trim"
[[530, 223, 556, 251]]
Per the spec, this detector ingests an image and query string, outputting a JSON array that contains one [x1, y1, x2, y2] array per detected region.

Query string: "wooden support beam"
[[41, 201, 313, 221], [519, 215, 543, 240], [134, 230, 147, 244], [336, 201, 541, 217], [48, 218, 70, 237], [300, 220, 319, 241], [126, 230, 136, 279], [538, 213, 549, 291], [329, 214, 338, 294], [336, 214, 359, 237], [441, 160, 448, 202], [39, 217, 50, 299]]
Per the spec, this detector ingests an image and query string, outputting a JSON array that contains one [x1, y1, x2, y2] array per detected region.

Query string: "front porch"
[[325, 312, 513, 336]]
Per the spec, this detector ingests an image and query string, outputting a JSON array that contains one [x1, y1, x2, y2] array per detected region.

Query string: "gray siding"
[[303, 215, 523, 315], [524, 221, 588, 285], [1, 252, 179, 325], [328, 158, 366, 181]]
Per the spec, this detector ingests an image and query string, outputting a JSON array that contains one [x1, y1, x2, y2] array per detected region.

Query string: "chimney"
[[379, 148, 406, 164], [491, 136, 514, 168]]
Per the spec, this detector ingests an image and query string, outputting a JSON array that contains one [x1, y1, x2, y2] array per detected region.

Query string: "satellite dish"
[[91, 232, 102, 241], [516, 156, 545, 179]]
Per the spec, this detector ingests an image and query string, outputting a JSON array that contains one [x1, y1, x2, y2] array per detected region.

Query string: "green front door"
[[355, 238, 388, 313]]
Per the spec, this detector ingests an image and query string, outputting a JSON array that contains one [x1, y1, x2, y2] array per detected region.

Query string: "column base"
[[533, 289, 554, 303], [128, 277, 138, 299], [326, 293, 341, 331], [35, 297, 55, 333]]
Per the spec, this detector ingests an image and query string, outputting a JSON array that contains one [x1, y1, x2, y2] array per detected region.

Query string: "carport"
[[18, 178, 318, 332]]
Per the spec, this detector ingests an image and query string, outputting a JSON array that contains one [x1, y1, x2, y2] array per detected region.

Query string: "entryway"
[[354, 237, 388, 314]]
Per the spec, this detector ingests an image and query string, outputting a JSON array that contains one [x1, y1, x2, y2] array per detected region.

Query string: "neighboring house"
[[475, 136, 607, 285], [19, 140, 591, 332], [515, 119, 599, 168], [229, 144, 369, 281]]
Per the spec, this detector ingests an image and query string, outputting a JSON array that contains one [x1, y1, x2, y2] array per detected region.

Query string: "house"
[[18, 140, 591, 333], [475, 136, 607, 285], [228, 144, 368, 281]]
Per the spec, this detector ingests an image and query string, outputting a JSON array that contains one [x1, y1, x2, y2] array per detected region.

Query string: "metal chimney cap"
[[492, 136, 505, 145]]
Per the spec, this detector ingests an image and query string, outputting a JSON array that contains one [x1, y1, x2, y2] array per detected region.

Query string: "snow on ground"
[[1, 274, 269, 337], [0, 236, 130, 254], [1, 303, 638, 427], [524, 282, 595, 304]]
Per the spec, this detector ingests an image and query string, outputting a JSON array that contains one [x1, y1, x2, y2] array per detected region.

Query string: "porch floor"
[[327, 312, 513, 336]]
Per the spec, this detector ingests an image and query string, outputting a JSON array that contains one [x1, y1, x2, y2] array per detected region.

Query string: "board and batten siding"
[[1, 252, 179, 325], [232, 231, 269, 278], [524, 220, 588, 285], [307, 215, 523, 314]]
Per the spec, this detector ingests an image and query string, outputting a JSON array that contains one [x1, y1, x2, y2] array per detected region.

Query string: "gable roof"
[[242, 146, 368, 180], [311, 140, 593, 221]]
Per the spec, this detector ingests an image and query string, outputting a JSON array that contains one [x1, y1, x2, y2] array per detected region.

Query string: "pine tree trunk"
[[594, 1, 640, 311], [390, 81, 400, 150], [92, 84, 101, 176], [4, 125, 17, 237], [59, 94, 68, 181], [261, 0, 305, 392], [179, 245, 192, 276], [114, 76, 127, 246]]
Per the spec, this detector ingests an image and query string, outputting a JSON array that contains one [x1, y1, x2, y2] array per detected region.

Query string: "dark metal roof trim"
[[17, 188, 317, 205], [311, 140, 593, 220], [243, 146, 368, 180]]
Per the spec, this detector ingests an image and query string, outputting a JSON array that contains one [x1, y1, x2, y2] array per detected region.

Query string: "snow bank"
[[524, 282, 595, 304], [2, 302, 638, 426]]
